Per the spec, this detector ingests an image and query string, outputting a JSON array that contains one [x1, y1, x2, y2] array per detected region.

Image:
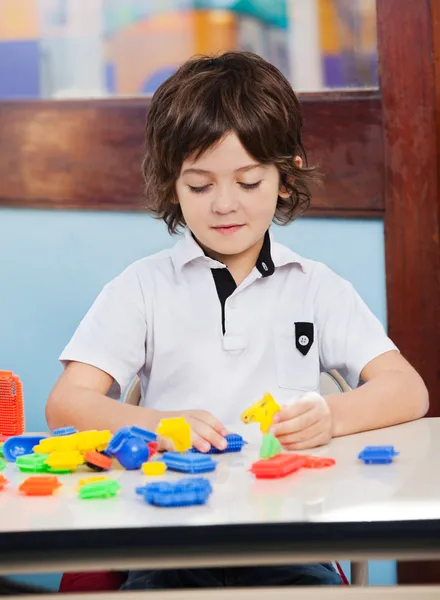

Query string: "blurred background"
[[0, 0, 378, 99]]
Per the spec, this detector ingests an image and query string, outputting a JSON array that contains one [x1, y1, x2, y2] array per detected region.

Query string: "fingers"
[[271, 409, 319, 437], [281, 431, 330, 451], [193, 411, 228, 437], [276, 420, 325, 447], [189, 418, 228, 452]]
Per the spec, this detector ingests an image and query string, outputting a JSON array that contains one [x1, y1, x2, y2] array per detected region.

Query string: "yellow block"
[[77, 476, 108, 489], [240, 393, 281, 434], [33, 430, 112, 455], [142, 462, 167, 476], [74, 430, 112, 453], [34, 435, 77, 454], [0, 0, 39, 41], [45, 451, 84, 470], [156, 417, 192, 453]]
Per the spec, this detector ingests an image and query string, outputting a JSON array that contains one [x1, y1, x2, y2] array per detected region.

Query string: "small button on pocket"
[[273, 324, 320, 392]]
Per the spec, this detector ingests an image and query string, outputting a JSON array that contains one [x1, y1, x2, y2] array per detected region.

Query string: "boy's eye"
[[188, 184, 211, 194], [239, 181, 262, 190]]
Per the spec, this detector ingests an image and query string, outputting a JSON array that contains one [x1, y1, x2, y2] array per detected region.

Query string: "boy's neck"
[[203, 237, 265, 286]]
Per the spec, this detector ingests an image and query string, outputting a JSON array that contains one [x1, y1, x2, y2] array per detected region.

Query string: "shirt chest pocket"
[[273, 322, 320, 392]]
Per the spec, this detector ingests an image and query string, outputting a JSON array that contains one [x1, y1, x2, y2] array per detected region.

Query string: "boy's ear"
[[279, 155, 303, 197]]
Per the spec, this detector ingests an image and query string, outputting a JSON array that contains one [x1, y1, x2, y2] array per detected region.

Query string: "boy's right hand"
[[156, 409, 228, 453]]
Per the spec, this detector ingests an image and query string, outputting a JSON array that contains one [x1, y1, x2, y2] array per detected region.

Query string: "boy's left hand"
[[270, 392, 332, 450]]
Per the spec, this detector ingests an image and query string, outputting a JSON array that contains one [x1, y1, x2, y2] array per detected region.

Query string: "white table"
[[1, 418, 440, 598]]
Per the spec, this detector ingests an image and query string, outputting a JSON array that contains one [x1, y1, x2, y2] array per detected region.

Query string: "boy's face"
[[175, 132, 290, 260]]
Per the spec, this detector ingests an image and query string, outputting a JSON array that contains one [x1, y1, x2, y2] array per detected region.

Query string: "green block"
[[45, 467, 73, 474], [259, 432, 282, 459], [16, 453, 49, 473], [0, 442, 3, 457], [0, 458, 6, 472], [78, 479, 121, 500]]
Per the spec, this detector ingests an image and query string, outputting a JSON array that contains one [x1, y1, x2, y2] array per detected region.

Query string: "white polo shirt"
[[59, 229, 397, 422]]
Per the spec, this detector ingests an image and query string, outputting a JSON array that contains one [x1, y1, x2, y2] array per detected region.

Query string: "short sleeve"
[[316, 267, 398, 389], [59, 265, 147, 399]]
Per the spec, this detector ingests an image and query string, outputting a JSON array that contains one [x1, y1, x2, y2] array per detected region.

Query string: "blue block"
[[114, 436, 149, 470], [358, 446, 399, 464], [190, 433, 246, 454], [136, 478, 212, 507], [162, 452, 217, 473], [52, 426, 77, 436], [129, 426, 157, 443], [2, 435, 47, 462], [105, 427, 131, 456]]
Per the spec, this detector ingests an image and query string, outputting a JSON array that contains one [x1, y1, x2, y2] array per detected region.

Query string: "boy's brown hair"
[[143, 51, 315, 234]]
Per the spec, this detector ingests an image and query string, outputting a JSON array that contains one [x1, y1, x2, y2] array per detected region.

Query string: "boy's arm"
[[271, 350, 428, 450], [327, 349, 428, 437], [271, 266, 428, 450], [46, 361, 162, 433], [47, 361, 228, 451]]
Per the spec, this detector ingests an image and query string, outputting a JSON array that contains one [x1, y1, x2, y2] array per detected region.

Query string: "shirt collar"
[[171, 227, 306, 275]]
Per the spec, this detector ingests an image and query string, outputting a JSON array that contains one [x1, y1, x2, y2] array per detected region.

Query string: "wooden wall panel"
[[0, 91, 383, 217], [377, 0, 440, 585]]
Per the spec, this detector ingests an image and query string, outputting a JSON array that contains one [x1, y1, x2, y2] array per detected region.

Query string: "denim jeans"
[[121, 564, 342, 589]]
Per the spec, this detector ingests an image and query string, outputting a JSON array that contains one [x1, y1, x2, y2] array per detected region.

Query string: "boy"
[[47, 52, 428, 588]]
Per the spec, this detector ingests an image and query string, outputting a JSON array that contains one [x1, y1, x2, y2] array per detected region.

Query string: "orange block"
[[0, 371, 25, 436], [19, 476, 61, 496]]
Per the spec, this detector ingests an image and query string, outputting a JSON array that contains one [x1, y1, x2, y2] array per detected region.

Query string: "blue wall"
[[0, 208, 393, 587]]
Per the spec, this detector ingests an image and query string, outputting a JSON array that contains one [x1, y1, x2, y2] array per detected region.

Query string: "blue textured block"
[[358, 446, 399, 464], [129, 426, 157, 443], [52, 426, 77, 437], [105, 427, 131, 456], [136, 478, 212, 507], [162, 451, 217, 473], [190, 433, 247, 454]]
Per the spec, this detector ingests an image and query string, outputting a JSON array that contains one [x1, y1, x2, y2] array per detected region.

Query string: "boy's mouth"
[[212, 225, 244, 235]]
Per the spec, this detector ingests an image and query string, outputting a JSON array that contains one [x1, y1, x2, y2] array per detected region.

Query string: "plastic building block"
[[33, 430, 111, 456], [162, 452, 217, 474], [2, 435, 47, 462], [0, 442, 3, 457], [78, 479, 121, 499], [240, 393, 281, 434], [84, 450, 112, 471], [0, 371, 25, 436], [129, 426, 157, 443], [52, 426, 77, 437], [136, 478, 212, 507], [358, 445, 399, 464], [33, 436, 77, 454], [0, 458, 5, 472], [302, 455, 336, 469], [190, 433, 247, 454], [0, 474, 8, 490], [78, 476, 108, 488], [114, 436, 149, 470], [75, 430, 112, 453], [250, 454, 306, 479], [156, 418, 192, 453], [142, 461, 167, 476], [259, 432, 282, 459], [19, 476, 61, 496], [105, 427, 131, 455], [147, 441, 158, 456], [16, 453, 50, 473], [45, 450, 84, 471]]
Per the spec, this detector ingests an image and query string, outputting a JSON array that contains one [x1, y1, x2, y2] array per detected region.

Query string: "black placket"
[[210, 230, 275, 334]]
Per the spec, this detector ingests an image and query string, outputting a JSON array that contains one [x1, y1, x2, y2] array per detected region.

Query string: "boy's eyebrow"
[[182, 163, 263, 176]]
